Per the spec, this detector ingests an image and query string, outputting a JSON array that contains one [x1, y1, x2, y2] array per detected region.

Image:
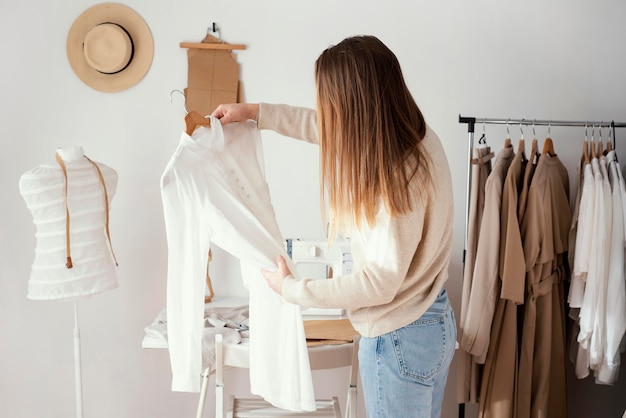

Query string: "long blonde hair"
[[315, 35, 431, 237]]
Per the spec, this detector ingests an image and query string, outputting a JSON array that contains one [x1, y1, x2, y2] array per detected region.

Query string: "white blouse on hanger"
[[160, 118, 315, 411]]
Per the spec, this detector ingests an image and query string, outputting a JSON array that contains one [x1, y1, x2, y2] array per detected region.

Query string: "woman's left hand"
[[262, 255, 292, 295]]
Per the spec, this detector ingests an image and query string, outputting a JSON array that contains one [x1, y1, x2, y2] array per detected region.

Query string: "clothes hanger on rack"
[[591, 124, 597, 159], [504, 119, 512, 148], [471, 120, 495, 165], [583, 123, 590, 165], [169, 89, 212, 135], [597, 123, 604, 156], [517, 120, 526, 157], [477, 120, 488, 148], [531, 120, 539, 164], [606, 124, 614, 153], [542, 121, 556, 157]]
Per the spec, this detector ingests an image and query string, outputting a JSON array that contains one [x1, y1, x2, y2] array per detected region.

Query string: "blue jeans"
[[358, 289, 456, 418]]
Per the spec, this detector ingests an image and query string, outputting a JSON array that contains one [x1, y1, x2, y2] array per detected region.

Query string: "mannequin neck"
[[56, 147, 85, 162]]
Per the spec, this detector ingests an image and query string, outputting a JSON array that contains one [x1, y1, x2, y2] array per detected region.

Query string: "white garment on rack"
[[569, 162, 594, 307], [19, 147, 119, 301], [160, 118, 315, 411], [578, 158, 607, 355], [588, 157, 612, 369], [596, 151, 626, 384]]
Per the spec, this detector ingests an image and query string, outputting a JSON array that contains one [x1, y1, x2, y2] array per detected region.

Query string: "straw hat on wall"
[[66, 3, 154, 92]]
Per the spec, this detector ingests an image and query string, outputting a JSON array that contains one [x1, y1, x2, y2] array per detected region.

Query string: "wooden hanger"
[[180, 33, 246, 50], [517, 138, 525, 156], [171, 89, 212, 135], [531, 138, 539, 163], [529, 121, 539, 164], [205, 249, 215, 303], [596, 124, 605, 156], [542, 122, 556, 157], [503, 119, 512, 148], [581, 124, 590, 164], [583, 139, 590, 165], [185, 110, 211, 135], [542, 137, 556, 157], [517, 122, 526, 158]]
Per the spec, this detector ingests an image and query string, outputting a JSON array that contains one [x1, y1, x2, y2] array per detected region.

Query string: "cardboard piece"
[[185, 34, 242, 116], [304, 319, 357, 347]]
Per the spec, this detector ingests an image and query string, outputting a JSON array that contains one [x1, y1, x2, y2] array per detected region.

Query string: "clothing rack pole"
[[458, 116, 626, 129], [457, 116, 476, 418], [456, 114, 626, 418], [459, 117, 476, 265]]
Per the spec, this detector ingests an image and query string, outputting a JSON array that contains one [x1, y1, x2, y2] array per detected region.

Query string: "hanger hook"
[[477, 120, 487, 145], [506, 118, 510, 138], [591, 123, 595, 143], [599, 122, 603, 142], [169, 89, 188, 114], [585, 122, 588, 141], [519, 119, 524, 140], [532, 119, 536, 140], [548, 121, 552, 137], [207, 22, 222, 41]]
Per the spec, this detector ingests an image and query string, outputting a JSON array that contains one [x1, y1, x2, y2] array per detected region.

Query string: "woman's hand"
[[261, 255, 292, 295], [211, 103, 259, 125]]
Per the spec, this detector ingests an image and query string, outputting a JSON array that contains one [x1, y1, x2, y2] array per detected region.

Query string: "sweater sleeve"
[[281, 203, 424, 311], [257, 103, 319, 144]]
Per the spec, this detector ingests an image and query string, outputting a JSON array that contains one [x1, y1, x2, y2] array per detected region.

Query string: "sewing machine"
[[286, 238, 353, 317]]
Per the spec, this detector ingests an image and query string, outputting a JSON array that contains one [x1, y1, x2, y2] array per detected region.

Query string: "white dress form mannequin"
[[19, 146, 119, 300], [19, 147, 119, 418]]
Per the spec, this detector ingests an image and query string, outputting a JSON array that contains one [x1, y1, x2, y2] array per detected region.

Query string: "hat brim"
[[67, 3, 154, 92]]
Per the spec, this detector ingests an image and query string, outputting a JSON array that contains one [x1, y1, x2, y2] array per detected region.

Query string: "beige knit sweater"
[[258, 103, 454, 338]]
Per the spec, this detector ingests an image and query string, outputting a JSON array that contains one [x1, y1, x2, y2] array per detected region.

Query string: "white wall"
[[2, 0, 626, 417]]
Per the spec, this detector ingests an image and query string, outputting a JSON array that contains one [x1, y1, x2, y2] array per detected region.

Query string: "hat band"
[[83, 22, 135, 75]]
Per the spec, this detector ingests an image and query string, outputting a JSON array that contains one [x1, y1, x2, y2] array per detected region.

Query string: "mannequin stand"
[[73, 301, 83, 418]]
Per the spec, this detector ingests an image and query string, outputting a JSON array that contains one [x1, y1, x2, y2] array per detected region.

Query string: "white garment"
[[160, 118, 315, 411], [597, 151, 626, 384], [19, 147, 119, 301], [569, 162, 594, 307], [588, 157, 612, 369], [569, 161, 595, 378], [578, 158, 607, 354]]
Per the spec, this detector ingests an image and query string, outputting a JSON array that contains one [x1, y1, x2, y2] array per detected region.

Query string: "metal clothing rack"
[[459, 115, 626, 261], [456, 115, 626, 418]]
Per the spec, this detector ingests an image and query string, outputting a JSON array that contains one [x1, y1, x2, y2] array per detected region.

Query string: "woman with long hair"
[[212, 35, 456, 418]]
